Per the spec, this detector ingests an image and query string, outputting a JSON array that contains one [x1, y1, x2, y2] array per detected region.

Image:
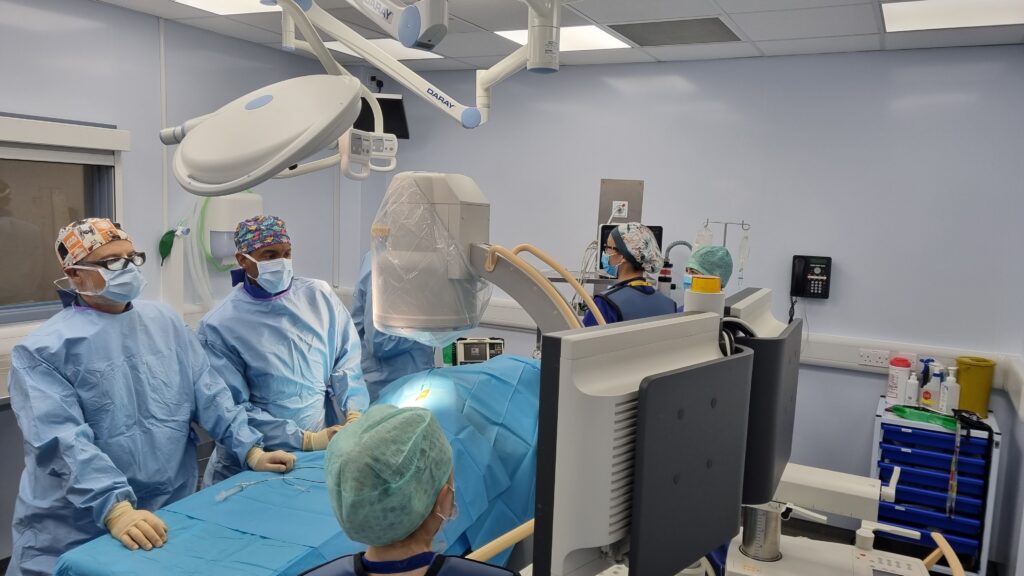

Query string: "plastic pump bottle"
[[940, 367, 961, 414], [905, 372, 921, 407]]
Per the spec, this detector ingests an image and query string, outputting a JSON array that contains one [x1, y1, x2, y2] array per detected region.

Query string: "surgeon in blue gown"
[[6, 218, 295, 576], [350, 253, 435, 401], [197, 215, 369, 485]]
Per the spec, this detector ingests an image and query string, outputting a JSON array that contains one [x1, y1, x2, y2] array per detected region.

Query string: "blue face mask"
[[244, 253, 293, 294], [73, 264, 147, 302], [601, 253, 619, 278], [682, 273, 693, 290]]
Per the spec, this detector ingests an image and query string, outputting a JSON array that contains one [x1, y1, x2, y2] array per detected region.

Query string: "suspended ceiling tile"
[[178, 16, 282, 44], [435, 31, 521, 57], [448, 16, 485, 33], [729, 3, 879, 41], [885, 25, 1024, 50], [453, 54, 507, 68], [610, 18, 741, 46], [400, 58, 476, 71], [716, 0, 874, 14], [645, 41, 759, 61], [559, 47, 657, 65], [448, 0, 587, 32], [570, 0, 720, 24], [227, 12, 283, 32], [757, 33, 880, 56], [102, 0, 211, 19]]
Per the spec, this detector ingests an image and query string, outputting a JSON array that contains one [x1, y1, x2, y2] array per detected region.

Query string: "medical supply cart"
[[870, 398, 1001, 576]]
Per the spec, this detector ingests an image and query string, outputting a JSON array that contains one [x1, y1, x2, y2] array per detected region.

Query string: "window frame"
[[0, 113, 130, 327]]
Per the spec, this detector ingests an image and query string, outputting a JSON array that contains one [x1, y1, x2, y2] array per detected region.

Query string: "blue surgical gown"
[[6, 298, 264, 576], [351, 254, 435, 401], [197, 276, 368, 482]]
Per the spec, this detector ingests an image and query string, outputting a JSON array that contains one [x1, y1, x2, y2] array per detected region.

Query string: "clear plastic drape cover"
[[370, 174, 491, 348]]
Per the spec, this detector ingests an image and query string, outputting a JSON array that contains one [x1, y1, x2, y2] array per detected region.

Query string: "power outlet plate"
[[611, 201, 629, 218], [859, 348, 890, 368]]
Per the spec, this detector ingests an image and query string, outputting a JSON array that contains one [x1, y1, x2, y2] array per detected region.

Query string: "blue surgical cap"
[[325, 405, 453, 547], [688, 245, 734, 288]]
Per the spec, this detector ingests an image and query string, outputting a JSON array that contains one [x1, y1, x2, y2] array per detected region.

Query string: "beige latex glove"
[[104, 501, 168, 551], [345, 410, 361, 425], [302, 425, 343, 451], [245, 447, 296, 473]]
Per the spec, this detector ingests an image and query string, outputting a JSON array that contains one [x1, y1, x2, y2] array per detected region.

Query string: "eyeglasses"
[[82, 252, 147, 271], [603, 245, 619, 255]]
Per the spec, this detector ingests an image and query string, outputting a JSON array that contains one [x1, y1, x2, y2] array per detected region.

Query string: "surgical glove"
[[246, 447, 296, 473], [104, 501, 168, 551], [303, 425, 343, 451], [346, 410, 361, 425]]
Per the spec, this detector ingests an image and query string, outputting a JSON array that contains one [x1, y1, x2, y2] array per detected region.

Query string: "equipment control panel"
[[854, 549, 930, 575]]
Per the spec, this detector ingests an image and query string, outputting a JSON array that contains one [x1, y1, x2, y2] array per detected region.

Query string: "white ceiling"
[[98, 0, 1024, 70]]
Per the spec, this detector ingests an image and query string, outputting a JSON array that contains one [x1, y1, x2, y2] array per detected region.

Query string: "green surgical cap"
[[688, 245, 734, 288], [325, 405, 453, 547]]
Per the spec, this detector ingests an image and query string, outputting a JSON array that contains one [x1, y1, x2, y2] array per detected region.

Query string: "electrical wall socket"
[[858, 348, 890, 368], [611, 201, 629, 218]]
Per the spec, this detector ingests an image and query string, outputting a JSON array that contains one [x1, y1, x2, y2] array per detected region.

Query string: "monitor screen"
[[354, 95, 409, 139]]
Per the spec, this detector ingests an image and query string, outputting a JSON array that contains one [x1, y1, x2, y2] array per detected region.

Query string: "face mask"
[[72, 264, 147, 303], [600, 253, 619, 278], [432, 484, 459, 551], [243, 253, 293, 293], [682, 274, 693, 290]]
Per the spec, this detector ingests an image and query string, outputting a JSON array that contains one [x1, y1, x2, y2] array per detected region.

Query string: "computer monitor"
[[354, 94, 410, 139], [535, 313, 755, 576], [725, 288, 804, 505]]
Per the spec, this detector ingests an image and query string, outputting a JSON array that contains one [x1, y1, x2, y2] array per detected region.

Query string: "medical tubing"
[[483, 246, 581, 330], [929, 532, 965, 576], [466, 519, 535, 562], [186, 199, 215, 308], [664, 240, 693, 261], [510, 244, 605, 325], [723, 317, 757, 338]]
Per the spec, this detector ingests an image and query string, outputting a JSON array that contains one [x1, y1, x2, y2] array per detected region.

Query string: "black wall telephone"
[[791, 255, 832, 299]]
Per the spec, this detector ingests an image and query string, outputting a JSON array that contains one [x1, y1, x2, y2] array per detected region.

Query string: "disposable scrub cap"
[[688, 245, 734, 288], [325, 405, 454, 547], [610, 223, 664, 274]]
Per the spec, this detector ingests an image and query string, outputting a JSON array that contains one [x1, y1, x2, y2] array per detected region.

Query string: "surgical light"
[[496, 25, 628, 51], [170, 0, 281, 15], [882, 0, 1024, 32]]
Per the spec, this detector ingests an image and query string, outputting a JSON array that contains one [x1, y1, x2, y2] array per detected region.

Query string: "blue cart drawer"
[[880, 502, 982, 536], [881, 424, 988, 456], [879, 463, 985, 497], [880, 444, 987, 477], [895, 485, 983, 517], [874, 520, 981, 556]]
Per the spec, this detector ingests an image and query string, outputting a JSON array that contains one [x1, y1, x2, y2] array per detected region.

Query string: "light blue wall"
[[367, 45, 1024, 354], [370, 45, 1024, 571]]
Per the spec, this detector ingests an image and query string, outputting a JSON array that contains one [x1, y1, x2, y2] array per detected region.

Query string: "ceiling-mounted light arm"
[[343, 0, 449, 50], [475, 45, 528, 125], [269, 0, 387, 180], [301, 3, 483, 128], [277, 0, 346, 76], [522, 0, 560, 72]]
